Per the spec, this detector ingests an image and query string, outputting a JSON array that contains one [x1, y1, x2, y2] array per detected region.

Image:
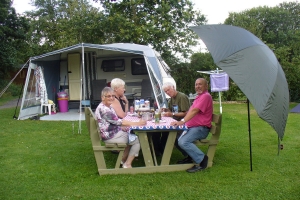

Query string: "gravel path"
[[0, 98, 20, 109]]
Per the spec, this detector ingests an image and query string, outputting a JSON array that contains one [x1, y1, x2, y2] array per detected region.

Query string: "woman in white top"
[[110, 78, 129, 118]]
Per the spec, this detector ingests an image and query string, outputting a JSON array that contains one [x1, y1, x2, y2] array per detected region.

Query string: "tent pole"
[[247, 98, 253, 171], [78, 43, 85, 134], [0, 60, 30, 98]]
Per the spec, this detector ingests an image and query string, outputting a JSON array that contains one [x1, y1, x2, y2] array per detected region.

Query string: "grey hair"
[[110, 78, 125, 90], [101, 87, 114, 97], [162, 82, 175, 90]]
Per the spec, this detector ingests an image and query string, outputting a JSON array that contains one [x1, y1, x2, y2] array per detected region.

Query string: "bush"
[[0, 80, 23, 97]]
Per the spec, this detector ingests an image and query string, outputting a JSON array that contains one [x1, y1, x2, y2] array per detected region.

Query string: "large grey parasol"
[[191, 25, 289, 169], [191, 24, 289, 139]]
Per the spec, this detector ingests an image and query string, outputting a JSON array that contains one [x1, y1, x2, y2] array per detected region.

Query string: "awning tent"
[[18, 43, 171, 121]]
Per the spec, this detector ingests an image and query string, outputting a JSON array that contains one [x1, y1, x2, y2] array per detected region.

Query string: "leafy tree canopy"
[[25, 0, 105, 55], [93, 0, 206, 65], [23, 0, 206, 64], [0, 0, 29, 79]]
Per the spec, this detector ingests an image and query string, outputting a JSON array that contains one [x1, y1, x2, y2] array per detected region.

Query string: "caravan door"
[[68, 53, 81, 100]]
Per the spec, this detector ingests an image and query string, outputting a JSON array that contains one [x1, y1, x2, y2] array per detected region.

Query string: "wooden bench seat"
[[85, 107, 127, 172], [194, 113, 222, 167]]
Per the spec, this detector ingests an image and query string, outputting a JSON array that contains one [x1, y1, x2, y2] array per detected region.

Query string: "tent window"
[[131, 58, 148, 75], [101, 59, 125, 72]]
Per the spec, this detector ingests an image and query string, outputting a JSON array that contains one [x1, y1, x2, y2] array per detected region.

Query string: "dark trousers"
[[152, 132, 168, 154], [152, 131, 187, 157]]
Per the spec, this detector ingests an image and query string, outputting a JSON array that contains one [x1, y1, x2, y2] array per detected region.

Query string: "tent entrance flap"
[[18, 63, 43, 119]]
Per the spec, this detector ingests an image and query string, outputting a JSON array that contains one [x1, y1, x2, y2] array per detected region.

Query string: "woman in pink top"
[[171, 78, 213, 173]]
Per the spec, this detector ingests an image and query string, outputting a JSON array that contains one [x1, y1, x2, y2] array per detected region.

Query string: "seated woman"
[[95, 87, 146, 168], [110, 78, 129, 119]]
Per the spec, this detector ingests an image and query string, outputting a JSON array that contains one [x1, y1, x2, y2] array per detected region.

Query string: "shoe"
[[176, 156, 193, 164], [200, 155, 208, 169], [186, 164, 204, 173]]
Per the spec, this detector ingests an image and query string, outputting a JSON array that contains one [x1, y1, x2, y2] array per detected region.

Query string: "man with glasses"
[[152, 82, 190, 157]]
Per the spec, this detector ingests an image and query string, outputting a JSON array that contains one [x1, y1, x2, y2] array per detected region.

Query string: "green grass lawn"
[[0, 103, 299, 199]]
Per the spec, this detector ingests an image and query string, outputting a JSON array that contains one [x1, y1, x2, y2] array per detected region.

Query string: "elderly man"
[[152, 82, 190, 156], [171, 78, 213, 173]]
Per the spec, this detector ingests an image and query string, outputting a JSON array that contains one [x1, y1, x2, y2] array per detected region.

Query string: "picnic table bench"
[[85, 107, 127, 170], [194, 114, 222, 167]]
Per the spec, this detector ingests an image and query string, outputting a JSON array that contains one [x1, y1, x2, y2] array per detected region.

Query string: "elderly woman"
[[95, 87, 146, 168], [110, 78, 129, 119]]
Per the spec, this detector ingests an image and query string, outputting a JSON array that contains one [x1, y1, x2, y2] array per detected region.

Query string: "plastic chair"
[[41, 103, 52, 115]]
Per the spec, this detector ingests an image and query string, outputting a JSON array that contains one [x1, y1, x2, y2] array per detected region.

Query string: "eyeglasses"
[[105, 95, 116, 98]]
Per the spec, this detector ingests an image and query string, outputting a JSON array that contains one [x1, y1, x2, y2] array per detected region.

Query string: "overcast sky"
[[194, 0, 296, 24]]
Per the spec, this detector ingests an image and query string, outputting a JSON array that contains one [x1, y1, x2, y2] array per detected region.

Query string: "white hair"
[[110, 78, 125, 90], [162, 82, 175, 90]]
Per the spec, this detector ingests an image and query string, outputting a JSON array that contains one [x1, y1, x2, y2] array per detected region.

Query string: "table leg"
[[137, 131, 154, 167], [161, 131, 177, 165], [147, 132, 158, 166]]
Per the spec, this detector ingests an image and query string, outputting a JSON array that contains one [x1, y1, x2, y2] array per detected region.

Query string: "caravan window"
[[131, 58, 148, 75], [101, 59, 125, 72]]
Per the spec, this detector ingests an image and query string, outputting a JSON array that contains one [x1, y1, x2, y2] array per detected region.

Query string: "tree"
[[171, 52, 214, 94], [93, 0, 206, 65], [0, 0, 29, 80], [224, 2, 300, 101], [25, 0, 106, 55], [174, 52, 245, 101]]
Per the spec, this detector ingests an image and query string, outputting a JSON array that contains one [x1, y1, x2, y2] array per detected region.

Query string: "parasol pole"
[[216, 68, 222, 114], [247, 98, 253, 171]]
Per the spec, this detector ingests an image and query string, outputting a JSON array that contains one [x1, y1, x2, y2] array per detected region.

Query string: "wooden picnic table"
[[85, 108, 222, 175]]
